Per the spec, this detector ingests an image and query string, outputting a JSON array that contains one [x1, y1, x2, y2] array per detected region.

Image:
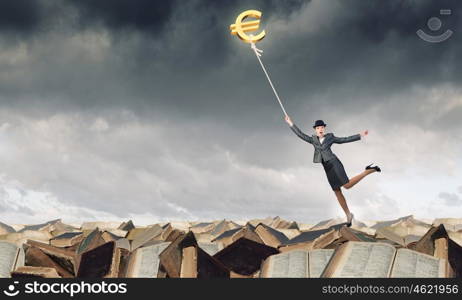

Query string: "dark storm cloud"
[[63, 0, 309, 108], [2, 0, 460, 125], [0, 1, 41, 33], [0, 0, 309, 117], [1, 0, 461, 146], [350, 1, 456, 41], [69, 0, 177, 34], [69, 0, 306, 33], [264, 0, 462, 108]]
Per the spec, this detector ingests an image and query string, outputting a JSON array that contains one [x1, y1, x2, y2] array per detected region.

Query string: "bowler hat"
[[313, 120, 327, 128]]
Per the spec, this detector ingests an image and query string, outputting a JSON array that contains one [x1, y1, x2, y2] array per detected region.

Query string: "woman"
[[284, 116, 381, 227]]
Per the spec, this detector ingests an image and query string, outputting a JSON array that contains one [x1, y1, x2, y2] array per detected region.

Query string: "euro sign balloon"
[[229, 9, 266, 43]]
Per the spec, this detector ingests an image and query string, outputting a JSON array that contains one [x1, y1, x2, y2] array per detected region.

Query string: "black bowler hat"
[[313, 120, 327, 128]]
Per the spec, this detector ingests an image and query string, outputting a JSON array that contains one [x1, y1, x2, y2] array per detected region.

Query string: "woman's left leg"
[[334, 188, 350, 217], [334, 188, 354, 224]]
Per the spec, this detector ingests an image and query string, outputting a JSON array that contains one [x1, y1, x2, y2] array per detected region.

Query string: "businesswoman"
[[284, 116, 381, 226]]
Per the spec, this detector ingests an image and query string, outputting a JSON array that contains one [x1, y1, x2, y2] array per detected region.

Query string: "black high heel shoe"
[[347, 212, 354, 227], [365, 163, 381, 172]]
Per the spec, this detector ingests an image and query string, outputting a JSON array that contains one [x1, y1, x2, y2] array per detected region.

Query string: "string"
[[250, 41, 288, 117]]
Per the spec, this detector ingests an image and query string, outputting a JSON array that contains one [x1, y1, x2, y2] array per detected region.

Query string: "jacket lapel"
[[313, 134, 332, 148], [321, 133, 332, 147], [312, 134, 320, 146]]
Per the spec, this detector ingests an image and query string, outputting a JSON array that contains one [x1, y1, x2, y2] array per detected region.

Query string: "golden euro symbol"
[[230, 10, 266, 43]]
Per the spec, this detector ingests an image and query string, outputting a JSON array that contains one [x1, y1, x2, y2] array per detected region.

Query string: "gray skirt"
[[321, 156, 349, 190]]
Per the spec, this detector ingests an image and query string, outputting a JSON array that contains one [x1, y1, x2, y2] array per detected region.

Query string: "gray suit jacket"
[[290, 124, 361, 163]]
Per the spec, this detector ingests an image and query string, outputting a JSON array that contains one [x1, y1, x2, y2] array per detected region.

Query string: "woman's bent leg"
[[342, 169, 375, 189]]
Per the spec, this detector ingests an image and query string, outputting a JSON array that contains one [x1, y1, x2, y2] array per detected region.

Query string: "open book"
[[0, 241, 25, 278], [321, 241, 447, 277], [254, 223, 290, 248], [159, 231, 229, 278], [125, 242, 171, 277], [260, 249, 335, 278], [77, 241, 128, 278]]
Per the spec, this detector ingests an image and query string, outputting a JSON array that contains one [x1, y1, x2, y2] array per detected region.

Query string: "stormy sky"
[[0, 0, 461, 226]]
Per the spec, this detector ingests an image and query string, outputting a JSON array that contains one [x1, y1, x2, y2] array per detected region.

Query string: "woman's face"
[[314, 125, 325, 136]]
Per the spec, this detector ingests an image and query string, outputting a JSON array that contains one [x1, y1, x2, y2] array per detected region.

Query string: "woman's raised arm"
[[332, 133, 361, 144], [285, 115, 313, 144]]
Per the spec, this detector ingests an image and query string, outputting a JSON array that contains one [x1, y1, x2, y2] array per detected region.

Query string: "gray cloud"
[[0, 1, 42, 34], [438, 192, 462, 206]]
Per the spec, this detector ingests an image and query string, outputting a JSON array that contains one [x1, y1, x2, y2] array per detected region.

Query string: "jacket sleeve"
[[332, 133, 361, 144], [289, 124, 313, 144]]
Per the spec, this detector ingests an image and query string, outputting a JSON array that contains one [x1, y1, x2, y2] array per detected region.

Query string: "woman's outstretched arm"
[[284, 115, 314, 144], [332, 130, 368, 144]]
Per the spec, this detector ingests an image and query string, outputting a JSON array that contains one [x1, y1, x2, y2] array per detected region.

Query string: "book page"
[[391, 248, 445, 277], [376, 227, 405, 246], [13, 247, 25, 271], [77, 229, 96, 253], [433, 218, 462, 232], [309, 249, 335, 278], [404, 235, 421, 246], [0, 241, 19, 278], [131, 242, 170, 278], [336, 242, 395, 277], [320, 242, 350, 277], [197, 242, 223, 256], [448, 231, 462, 247], [267, 250, 308, 277], [131, 225, 163, 251], [115, 238, 131, 251], [255, 226, 280, 248], [179, 246, 197, 278]]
